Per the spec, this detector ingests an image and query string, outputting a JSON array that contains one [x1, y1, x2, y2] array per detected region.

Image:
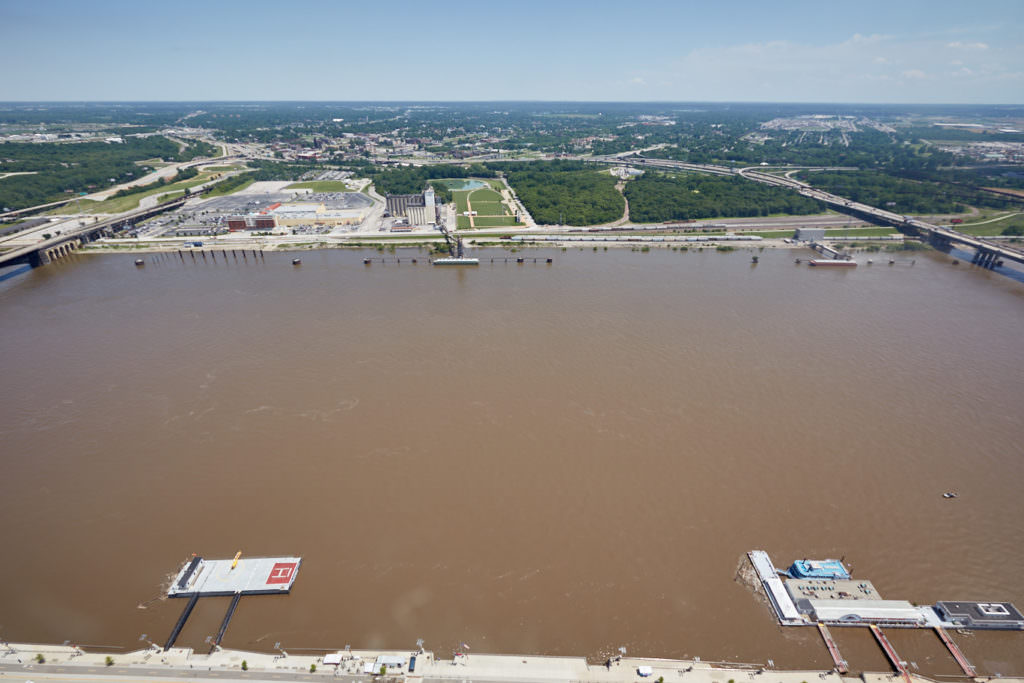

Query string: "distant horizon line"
[[1, 99, 1023, 107]]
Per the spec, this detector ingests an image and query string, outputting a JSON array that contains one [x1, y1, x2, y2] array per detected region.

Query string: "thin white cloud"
[[947, 41, 989, 50], [637, 32, 1024, 102]]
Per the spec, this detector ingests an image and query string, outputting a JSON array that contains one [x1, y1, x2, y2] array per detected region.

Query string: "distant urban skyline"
[[2, 0, 1022, 104]]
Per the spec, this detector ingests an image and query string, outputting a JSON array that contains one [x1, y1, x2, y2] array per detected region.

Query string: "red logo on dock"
[[267, 562, 297, 584]]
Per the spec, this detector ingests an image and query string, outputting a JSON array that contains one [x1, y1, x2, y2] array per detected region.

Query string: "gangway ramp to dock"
[[933, 627, 977, 677], [869, 624, 912, 683], [748, 551, 806, 626], [816, 623, 848, 673]]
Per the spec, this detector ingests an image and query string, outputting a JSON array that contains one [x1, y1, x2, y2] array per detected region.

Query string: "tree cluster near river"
[[0, 136, 214, 211], [624, 171, 825, 222]]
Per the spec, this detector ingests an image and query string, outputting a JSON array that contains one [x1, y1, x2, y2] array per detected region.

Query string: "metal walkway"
[[816, 623, 848, 673], [748, 550, 805, 626], [164, 594, 199, 651], [934, 627, 977, 677], [213, 594, 242, 649], [869, 624, 912, 683]]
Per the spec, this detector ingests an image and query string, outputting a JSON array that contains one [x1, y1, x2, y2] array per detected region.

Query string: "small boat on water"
[[134, 259, 145, 267], [292, 258, 301, 265], [788, 558, 851, 580], [943, 492, 959, 499], [809, 259, 856, 267]]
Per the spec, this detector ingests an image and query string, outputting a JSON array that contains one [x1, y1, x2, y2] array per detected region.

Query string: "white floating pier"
[[748, 550, 806, 626], [162, 554, 301, 651], [168, 554, 302, 598]]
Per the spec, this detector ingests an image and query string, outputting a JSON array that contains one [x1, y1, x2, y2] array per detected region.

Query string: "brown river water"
[[1, 247, 1022, 675]]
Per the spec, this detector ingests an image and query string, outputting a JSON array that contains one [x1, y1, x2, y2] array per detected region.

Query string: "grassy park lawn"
[[467, 188, 504, 203], [468, 201, 509, 216]]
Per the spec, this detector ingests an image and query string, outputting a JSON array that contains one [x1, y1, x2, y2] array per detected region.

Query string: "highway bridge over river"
[[0, 196, 189, 268], [594, 155, 1024, 270]]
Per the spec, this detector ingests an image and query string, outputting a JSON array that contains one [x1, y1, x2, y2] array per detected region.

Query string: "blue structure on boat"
[[788, 559, 850, 580]]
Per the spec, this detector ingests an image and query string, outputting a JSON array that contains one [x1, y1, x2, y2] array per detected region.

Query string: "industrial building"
[[385, 185, 436, 226], [226, 202, 366, 231]]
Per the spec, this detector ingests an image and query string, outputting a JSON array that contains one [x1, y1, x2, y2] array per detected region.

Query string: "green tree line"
[[0, 136, 212, 211], [371, 164, 497, 196], [624, 171, 825, 222], [796, 171, 1016, 214], [492, 161, 623, 225]]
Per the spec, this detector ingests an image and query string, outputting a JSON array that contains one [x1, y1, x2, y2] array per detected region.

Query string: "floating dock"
[[162, 554, 301, 651], [786, 578, 879, 602], [934, 601, 1024, 630], [747, 551, 806, 626], [432, 257, 479, 266], [168, 555, 301, 598], [809, 259, 857, 267]]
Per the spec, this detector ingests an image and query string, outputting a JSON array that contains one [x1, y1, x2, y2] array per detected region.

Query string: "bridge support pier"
[[930, 234, 952, 252], [974, 249, 999, 269]]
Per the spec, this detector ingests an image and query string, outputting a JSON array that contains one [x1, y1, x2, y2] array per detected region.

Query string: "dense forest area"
[[370, 164, 496, 196], [795, 171, 1017, 214], [494, 161, 624, 225], [624, 171, 825, 222], [0, 136, 214, 211]]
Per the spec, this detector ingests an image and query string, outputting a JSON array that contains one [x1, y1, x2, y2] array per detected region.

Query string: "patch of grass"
[[958, 215, 1024, 236], [468, 216, 522, 227], [68, 171, 218, 214], [453, 191, 471, 214], [468, 201, 509, 216], [285, 181, 352, 192], [456, 214, 472, 229], [204, 174, 257, 198], [468, 188, 504, 203]]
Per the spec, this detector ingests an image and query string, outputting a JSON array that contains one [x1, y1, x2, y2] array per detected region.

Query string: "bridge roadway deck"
[[0, 196, 189, 268], [612, 156, 1024, 266]]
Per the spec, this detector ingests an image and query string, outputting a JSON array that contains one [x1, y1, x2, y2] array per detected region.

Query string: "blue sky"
[[2, 0, 1022, 102]]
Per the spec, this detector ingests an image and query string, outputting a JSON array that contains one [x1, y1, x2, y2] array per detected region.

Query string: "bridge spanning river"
[[595, 155, 1024, 270], [5, 156, 1023, 273], [0, 196, 189, 268]]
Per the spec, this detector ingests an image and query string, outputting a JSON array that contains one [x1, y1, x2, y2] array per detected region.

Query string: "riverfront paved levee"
[[2, 643, 1020, 683]]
